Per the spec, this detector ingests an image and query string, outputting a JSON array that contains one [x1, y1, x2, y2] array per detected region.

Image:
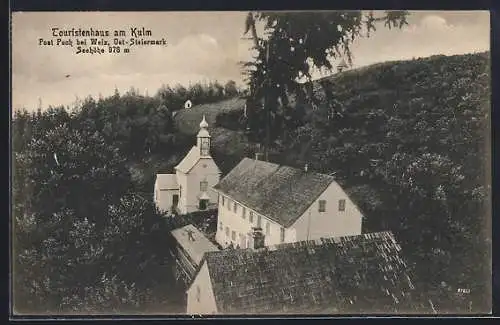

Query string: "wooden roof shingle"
[[212, 158, 335, 227], [202, 231, 429, 314]]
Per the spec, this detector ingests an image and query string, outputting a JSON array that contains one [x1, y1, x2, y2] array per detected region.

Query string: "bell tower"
[[197, 115, 211, 157]]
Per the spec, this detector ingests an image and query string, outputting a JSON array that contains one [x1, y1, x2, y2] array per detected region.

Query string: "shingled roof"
[[201, 231, 429, 314], [212, 158, 336, 227]]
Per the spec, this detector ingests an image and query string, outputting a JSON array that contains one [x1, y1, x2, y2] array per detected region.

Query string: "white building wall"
[[214, 193, 295, 248], [291, 181, 363, 240], [214, 181, 362, 248], [176, 171, 189, 215], [186, 262, 218, 315], [183, 158, 221, 214], [155, 189, 177, 213]]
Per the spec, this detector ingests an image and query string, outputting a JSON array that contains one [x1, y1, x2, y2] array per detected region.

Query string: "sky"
[[11, 11, 490, 111]]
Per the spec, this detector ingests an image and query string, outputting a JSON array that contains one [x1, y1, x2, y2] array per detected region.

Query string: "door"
[[199, 199, 207, 210], [172, 194, 179, 208]]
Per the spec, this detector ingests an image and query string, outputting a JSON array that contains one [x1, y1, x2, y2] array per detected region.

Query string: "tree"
[[241, 11, 409, 158], [224, 80, 239, 97]]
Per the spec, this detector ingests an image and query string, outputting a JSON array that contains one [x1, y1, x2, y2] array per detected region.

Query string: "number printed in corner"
[[108, 46, 121, 53]]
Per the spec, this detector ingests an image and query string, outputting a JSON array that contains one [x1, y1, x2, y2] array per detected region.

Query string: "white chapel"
[[154, 116, 221, 215]]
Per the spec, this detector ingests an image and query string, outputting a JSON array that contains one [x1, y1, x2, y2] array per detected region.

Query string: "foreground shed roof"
[[171, 224, 220, 265], [201, 231, 429, 314]]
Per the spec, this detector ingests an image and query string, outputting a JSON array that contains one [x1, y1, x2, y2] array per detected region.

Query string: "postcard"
[[10, 10, 492, 317]]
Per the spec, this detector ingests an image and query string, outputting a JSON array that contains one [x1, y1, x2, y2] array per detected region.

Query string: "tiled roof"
[[155, 174, 179, 190], [212, 158, 335, 227], [175, 146, 200, 174], [202, 231, 429, 314], [171, 224, 220, 265]]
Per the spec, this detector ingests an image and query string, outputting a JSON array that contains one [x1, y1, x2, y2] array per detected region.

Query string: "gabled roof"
[[175, 146, 200, 174], [175, 146, 217, 174], [202, 231, 428, 314], [212, 158, 335, 227], [171, 224, 220, 265], [155, 174, 179, 190]]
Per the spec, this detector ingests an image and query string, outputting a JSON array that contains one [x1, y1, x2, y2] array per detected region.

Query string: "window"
[[239, 233, 246, 249], [196, 285, 201, 302], [249, 211, 254, 223], [227, 199, 231, 211], [199, 199, 207, 210], [225, 226, 229, 237], [179, 185, 182, 198], [200, 180, 208, 192], [242, 207, 246, 219], [257, 215, 262, 227], [231, 230, 236, 241], [338, 199, 346, 212], [219, 222, 223, 230], [319, 200, 326, 212], [266, 222, 270, 235], [233, 202, 238, 213], [221, 196, 225, 206], [280, 227, 285, 243]]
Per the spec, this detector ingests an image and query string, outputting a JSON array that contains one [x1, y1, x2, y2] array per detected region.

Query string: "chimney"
[[248, 227, 265, 249], [304, 163, 308, 172]]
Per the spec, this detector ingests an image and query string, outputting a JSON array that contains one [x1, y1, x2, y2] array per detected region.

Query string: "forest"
[[12, 80, 240, 314], [12, 52, 491, 314]]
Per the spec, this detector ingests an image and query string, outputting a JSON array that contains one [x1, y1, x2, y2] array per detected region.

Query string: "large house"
[[186, 230, 430, 315], [212, 157, 363, 248], [154, 116, 221, 214]]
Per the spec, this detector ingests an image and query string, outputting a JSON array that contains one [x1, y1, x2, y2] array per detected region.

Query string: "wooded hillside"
[[11, 52, 491, 314]]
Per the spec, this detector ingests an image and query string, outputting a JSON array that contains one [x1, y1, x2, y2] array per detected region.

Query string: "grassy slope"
[[140, 52, 489, 202], [171, 52, 489, 174]]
